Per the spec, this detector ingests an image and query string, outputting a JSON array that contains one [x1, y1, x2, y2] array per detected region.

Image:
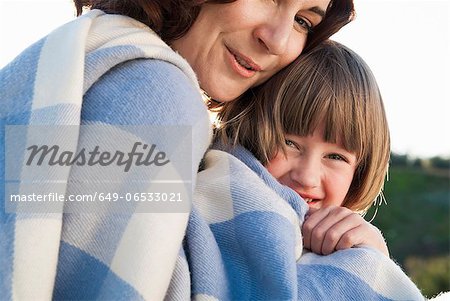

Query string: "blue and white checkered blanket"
[[166, 145, 425, 300], [1, 9, 211, 300]]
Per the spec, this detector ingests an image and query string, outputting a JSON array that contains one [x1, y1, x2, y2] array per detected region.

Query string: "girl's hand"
[[302, 206, 389, 256]]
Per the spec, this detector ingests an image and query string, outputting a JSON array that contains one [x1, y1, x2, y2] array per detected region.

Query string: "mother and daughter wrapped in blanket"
[[0, 7, 425, 299], [170, 40, 424, 300]]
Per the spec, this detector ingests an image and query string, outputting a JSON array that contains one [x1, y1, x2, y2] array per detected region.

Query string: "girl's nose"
[[291, 159, 320, 189]]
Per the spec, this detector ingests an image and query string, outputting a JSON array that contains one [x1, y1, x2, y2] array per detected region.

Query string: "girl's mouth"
[[303, 198, 319, 204]]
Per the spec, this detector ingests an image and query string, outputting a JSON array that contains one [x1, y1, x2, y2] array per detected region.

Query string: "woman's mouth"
[[234, 55, 255, 70], [226, 46, 261, 78]]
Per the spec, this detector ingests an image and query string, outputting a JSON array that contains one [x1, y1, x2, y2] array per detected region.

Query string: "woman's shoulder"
[[94, 58, 199, 100], [82, 57, 212, 168], [82, 58, 207, 124]]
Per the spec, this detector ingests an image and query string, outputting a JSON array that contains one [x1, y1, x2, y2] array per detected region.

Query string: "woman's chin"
[[202, 83, 245, 104], [208, 91, 239, 103]]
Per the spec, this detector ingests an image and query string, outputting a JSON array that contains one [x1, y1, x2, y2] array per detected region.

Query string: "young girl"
[[215, 39, 391, 256], [181, 40, 424, 300]]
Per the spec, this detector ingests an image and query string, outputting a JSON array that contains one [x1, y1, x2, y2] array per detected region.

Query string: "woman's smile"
[[225, 46, 261, 78]]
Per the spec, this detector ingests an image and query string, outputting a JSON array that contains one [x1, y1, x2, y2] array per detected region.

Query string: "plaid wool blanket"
[[0, 9, 211, 300], [166, 145, 425, 301]]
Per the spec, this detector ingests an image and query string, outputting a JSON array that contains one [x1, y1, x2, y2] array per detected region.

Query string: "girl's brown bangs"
[[279, 70, 365, 162]]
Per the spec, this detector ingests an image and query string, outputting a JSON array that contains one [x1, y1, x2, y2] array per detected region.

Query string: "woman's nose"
[[253, 15, 293, 55]]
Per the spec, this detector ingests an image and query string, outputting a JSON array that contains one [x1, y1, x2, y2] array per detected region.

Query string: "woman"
[[0, 0, 354, 300]]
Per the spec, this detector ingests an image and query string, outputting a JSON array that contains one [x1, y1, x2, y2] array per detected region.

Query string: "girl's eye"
[[328, 153, 347, 162], [285, 139, 296, 148], [294, 15, 313, 34], [284, 139, 299, 150]]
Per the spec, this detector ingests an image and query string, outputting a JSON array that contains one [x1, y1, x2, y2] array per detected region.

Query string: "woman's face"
[[171, 0, 330, 102]]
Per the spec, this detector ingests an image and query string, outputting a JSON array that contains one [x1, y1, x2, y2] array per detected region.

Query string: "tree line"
[[390, 153, 450, 170]]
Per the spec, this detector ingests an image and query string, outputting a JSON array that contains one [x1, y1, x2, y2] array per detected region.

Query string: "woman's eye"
[[294, 15, 312, 34]]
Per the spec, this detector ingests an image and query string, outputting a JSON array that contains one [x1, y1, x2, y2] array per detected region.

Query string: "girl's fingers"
[[322, 214, 365, 254], [302, 207, 333, 251], [336, 222, 390, 256], [303, 206, 353, 254], [303, 206, 389, 256], [314, 209, 357, 255], [335, 224, 366, 251]]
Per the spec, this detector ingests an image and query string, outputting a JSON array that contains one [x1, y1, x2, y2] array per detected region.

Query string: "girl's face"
[[266, 126, 357, 209], [171, 0, 330, 102]]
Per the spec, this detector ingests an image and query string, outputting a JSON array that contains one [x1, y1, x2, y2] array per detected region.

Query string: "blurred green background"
[[365, 153, 449, 298]]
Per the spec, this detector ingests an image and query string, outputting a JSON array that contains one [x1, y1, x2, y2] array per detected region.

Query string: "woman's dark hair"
[[73, 0, 354, 47]]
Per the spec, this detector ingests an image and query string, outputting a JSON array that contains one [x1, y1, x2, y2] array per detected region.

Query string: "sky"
[[1, 0, 449, 158]]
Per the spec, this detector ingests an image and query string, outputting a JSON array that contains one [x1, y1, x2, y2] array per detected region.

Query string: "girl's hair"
[[73, 0, 355, 48], [216, 40, 390, 213]]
